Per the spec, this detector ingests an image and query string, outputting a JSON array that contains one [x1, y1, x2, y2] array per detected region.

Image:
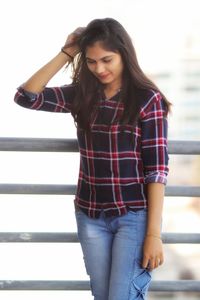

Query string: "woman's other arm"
[[142, 183, 165, 270], [140, 91, 169, 270]]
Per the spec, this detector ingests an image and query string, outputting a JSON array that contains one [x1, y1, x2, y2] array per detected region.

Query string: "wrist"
[[61, 47, 74, 61], [146, 234, 162, 240]]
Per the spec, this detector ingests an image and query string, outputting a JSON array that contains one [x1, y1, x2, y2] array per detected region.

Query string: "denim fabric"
[[75, 208, 152, 300]]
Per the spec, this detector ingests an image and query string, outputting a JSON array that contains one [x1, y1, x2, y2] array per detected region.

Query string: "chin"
[[99, 78, 113, 84]]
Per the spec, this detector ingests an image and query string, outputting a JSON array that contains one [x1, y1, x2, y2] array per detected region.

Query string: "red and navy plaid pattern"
[[15, 85, 169, 218]]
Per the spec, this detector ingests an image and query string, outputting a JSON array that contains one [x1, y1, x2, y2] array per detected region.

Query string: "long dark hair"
[[68, 18, 171, 129]]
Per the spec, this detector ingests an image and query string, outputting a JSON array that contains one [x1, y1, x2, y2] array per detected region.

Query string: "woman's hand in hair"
[[62, 27, 85, 58]]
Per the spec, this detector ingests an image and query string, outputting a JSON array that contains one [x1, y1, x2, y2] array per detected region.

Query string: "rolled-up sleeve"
[[14, 84, 76, 113], [140, 92, 169, 185]]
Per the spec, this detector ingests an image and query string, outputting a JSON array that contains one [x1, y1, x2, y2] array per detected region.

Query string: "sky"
[[0, 0, 200, 299]]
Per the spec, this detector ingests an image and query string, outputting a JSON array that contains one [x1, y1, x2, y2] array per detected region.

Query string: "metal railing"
[[0, 138, 200, 292]]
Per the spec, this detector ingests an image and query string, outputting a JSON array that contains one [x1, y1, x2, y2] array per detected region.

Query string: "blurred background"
[[0, 0, 199, 299]]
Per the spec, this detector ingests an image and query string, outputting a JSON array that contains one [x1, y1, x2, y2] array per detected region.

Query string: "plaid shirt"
[[15, 85, 169, 218]]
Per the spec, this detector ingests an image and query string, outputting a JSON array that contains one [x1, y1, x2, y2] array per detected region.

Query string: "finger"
[[160, 253, 164, 263], [154, 258, 160, 269], [148, 259, 155, 271], [73, 27, 86, 35], [153, 256, 164, 269], [159, 255, 164, 266], [142, 256, 149, 269]]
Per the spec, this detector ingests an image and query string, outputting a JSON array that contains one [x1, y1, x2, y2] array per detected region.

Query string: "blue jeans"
[[75, 208, 152, 300]]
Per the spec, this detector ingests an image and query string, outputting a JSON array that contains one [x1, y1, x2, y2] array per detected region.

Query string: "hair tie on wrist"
[[61, 47, 74, 60]]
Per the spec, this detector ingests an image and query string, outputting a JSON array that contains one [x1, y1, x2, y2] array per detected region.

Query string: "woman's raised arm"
[[22, 27, 85, 94]]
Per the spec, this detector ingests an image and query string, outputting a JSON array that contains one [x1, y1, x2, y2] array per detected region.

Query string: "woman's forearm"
[[142, 182, 165, 270], [22, 51, 71, 94], [21, 27, 85, 94], [146, 182, 165, 237]]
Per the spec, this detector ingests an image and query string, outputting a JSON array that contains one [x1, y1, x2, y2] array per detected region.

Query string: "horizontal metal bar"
[[1, 138, 200, 154], [0, 184, 200, 197], [151, 280, 200, 292], [0, 232, 199, 243], [168, 140, 200, 155], [0, 280, 200, 291], [0, 138, 78, 152], [0, 280, 89, 290], [0, 184, 76, 194], [162, 233, 200, 244], [0, 232, 79, 243], [165, 186, 200, 197]]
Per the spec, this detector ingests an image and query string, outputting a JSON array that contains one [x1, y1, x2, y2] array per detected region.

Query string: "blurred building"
[[152, 31, 200, 141], [147, 26, 200, 300], [149, 30, 200, 189]]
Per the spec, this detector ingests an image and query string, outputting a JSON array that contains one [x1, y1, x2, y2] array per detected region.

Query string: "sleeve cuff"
[[144, 172, 168, 185], [17, 86, 38, 101]]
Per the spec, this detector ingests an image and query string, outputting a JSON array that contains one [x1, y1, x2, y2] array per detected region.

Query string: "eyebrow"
[[85, 55, 113, 62]]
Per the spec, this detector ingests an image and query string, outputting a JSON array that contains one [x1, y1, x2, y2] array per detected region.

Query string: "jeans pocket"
[[129, 258, 152, 300], [128, 208, 148, 216]]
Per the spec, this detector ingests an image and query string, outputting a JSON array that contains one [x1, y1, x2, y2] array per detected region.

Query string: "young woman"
[[14, 18, 171, 300]]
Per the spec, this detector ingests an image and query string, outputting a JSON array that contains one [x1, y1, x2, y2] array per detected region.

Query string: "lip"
[[97, 73, 110, 80]]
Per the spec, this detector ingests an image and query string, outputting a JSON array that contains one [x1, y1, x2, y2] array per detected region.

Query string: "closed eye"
[[86, 56, 113, 64], [86, 59, 95, 64], [103, 59, 112, 63]]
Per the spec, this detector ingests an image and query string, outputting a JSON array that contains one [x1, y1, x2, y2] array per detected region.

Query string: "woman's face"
[[85, 41, 124, 90]]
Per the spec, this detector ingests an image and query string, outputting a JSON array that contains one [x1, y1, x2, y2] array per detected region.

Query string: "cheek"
[[118, 61, 124, 74], [110, 58, 123, 74], [113, 63, 123, 76]]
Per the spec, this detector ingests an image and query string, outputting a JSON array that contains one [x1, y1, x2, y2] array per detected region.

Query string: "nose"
[[95, 62, 105, 74]]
